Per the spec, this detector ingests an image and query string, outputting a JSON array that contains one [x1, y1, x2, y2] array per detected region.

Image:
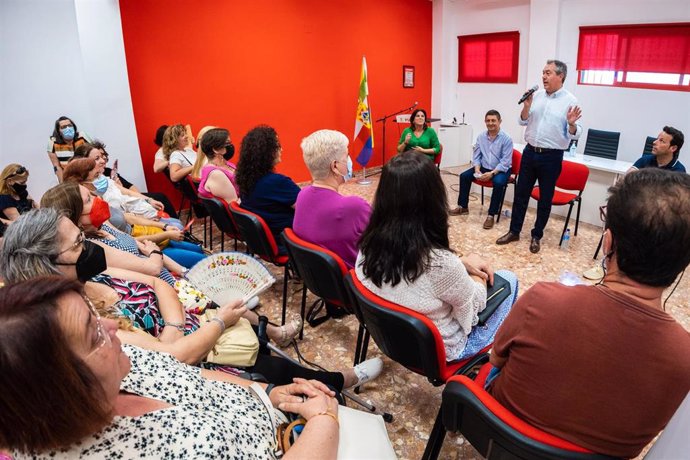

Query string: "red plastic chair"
[[345, 271, 492, 459], [228, 201, 291, 325], [438, 363, 620, 459], [530, 160, 590, 246], [433, 146, 443, 170], [473, 149, 522, 222], [198, 197, 243, 252]]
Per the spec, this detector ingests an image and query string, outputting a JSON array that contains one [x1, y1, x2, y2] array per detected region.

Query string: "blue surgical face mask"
[[342, 155, 353, 181], [61, 126, 75, 141], [93, 174, 108, 194]]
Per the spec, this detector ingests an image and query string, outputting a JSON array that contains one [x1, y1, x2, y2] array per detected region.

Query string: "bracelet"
[[265, 383, 275, 396], [208, 317, 225, 332], [164, 321, 185, 332], [163, 224, 169, 231], [149, 250, 163, 257], [311, 410, 339, 426]]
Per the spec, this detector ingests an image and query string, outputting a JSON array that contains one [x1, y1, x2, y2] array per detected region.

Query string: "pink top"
[[293, 186, 372, 268], [198, 163, 238, 200]]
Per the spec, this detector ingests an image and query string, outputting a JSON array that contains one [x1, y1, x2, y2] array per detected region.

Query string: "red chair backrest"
[[444, 372, 602, 456], [282, 229, 351, 309], [511, 149, 522, 176], [556, 160, 590, 192], [228, 201, 281, 262]]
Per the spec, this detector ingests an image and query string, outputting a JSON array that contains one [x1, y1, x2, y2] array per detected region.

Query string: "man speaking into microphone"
[[496, 59, 582, 253]]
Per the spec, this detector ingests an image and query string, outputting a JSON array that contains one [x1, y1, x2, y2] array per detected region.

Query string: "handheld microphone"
[[412, 101, 418, 110], [518, 85, 539, 104]]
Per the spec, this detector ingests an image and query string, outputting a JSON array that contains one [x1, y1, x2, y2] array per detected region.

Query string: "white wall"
[[0, 0, 144, 201], [432, 0, 690, 163]]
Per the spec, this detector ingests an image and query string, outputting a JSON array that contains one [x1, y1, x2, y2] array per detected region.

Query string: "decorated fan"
[[184, 252, 276, 307]]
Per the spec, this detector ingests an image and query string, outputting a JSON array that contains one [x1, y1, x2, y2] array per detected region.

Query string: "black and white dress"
[[19, 346, 277, 459]]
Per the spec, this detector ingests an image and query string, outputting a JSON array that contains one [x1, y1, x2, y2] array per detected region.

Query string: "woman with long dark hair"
[[356, 151, 518, 360], [235, 125, 300, 253]]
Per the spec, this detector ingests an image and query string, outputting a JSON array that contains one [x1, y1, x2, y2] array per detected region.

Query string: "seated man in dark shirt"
[[628, 125, 685, 173], [487, 168, 690, 458]]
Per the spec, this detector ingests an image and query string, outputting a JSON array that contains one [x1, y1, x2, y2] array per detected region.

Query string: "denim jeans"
[[458, 166, 510, 216], [509, 145, 563, 239]]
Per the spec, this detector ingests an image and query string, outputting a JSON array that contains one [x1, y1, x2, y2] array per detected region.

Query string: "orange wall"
[[119, 0, 433, 197]]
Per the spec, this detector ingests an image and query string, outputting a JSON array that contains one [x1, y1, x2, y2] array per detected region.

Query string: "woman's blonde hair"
[[0, 164, 29, 195], [161, 124, 187, 159], [301, 130, 349, 181], [191, 125, 216, 178]]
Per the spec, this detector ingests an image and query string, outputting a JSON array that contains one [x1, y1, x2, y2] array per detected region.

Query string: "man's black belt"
[[527, 144, 564, 153]]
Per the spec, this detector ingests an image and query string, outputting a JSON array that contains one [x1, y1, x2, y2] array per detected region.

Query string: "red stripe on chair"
[[531, 188, 578, 205], [228, 201, 281, 259], [283, 228, 349, 276], [448, 374, 595, 453]]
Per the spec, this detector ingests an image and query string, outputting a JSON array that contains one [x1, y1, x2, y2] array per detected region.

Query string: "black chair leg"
[[481, 186, 485, 206], [299, 285, 307, 340], [559, 203, 575, 246], [574, 198, 582, 236], [593, 233, 604, 259], [422, 407, 446, 460], [495, 185, 509, 223], [204, 216, 208, 247], [353, 324, 366, 366], [281, 265, 289, 325], [354, 330, 370, 394]]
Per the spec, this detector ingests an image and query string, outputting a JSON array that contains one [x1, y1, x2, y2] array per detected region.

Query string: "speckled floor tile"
[[196, 166, 688, 459]]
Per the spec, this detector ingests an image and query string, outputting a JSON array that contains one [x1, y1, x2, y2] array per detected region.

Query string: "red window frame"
[[577, 23, 690, 92], [457, 31, 520, 84]]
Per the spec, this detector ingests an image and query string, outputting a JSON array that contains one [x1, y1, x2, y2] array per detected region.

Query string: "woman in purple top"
[[294, 129, 372, 269], [197, 128, 239, 202]]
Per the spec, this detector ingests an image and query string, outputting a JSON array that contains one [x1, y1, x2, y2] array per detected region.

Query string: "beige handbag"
[[199, 310, 259, 367]]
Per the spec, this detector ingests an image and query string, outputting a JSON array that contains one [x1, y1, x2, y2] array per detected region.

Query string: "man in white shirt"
[[496, 60, 582, 253]]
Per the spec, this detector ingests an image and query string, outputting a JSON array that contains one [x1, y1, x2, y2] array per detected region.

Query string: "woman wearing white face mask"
[[293, 129, 371, 269], [48, 115, 90, 182]]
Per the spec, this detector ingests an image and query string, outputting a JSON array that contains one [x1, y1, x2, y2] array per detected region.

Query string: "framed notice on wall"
[[403, 65, 415, 88]]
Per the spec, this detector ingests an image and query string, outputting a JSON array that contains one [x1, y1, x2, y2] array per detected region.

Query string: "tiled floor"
[[196, 165, 689, 459]]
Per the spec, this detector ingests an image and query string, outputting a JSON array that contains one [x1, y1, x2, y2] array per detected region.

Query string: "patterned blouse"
[[16, 346, 276, 459], [91, 223, 176, 286], [92, 274, 240, 376]]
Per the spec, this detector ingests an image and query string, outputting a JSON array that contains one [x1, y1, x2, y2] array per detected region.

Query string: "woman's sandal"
[[275, 316, 303, 348]]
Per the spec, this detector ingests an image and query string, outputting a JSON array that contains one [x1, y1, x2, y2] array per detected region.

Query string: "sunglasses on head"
[[6, 166, 26, 179]]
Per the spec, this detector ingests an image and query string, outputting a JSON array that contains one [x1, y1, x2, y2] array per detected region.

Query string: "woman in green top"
[[397, 109, 441, 161]]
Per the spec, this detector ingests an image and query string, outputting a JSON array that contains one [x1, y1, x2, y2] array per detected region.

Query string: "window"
[[458, 31, 519, 83], [577, 23, 690, 91]]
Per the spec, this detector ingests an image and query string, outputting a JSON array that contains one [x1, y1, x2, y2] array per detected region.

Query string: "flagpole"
[[357, 166, 372, 185]]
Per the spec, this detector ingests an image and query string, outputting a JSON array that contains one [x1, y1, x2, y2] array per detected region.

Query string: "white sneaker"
[[583, 265, 604, 281], [349, 357, 383, 388]]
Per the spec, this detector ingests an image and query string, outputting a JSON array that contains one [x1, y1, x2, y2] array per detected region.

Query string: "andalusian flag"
[[354, 57, 374, 167]]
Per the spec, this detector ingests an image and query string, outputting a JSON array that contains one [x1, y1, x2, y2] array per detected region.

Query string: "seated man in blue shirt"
[[628, 126, 685, 174], [450, 109, 513, 229]]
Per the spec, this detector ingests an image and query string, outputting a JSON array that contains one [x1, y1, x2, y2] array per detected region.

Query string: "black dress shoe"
[[530, 237, 541, 253], [496, 232, 520, 245]]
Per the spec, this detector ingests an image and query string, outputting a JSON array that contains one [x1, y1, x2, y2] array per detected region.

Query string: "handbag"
[[249, 383, 397, 459], [477, 273, 512, 326], [199, 310, 259, 367]]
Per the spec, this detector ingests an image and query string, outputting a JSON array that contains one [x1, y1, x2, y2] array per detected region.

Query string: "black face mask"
[[12, 183, 28, 199], [56, 240, 107, 282], [223, 143, 235, 161]]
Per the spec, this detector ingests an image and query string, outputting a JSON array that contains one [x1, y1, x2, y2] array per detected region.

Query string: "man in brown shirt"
[[488, 168, 690, 458]]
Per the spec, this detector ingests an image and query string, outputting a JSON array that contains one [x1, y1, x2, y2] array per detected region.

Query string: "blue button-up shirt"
[[519, 88, 582, 150], [473, 130, 513, 173]]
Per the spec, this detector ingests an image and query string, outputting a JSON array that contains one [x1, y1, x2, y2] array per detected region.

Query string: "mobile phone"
[[111, 159, 119, 180]]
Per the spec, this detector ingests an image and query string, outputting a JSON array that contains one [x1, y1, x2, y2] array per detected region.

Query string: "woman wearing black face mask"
[[197, 128, 239, 202], [0, 163, 37, 222]]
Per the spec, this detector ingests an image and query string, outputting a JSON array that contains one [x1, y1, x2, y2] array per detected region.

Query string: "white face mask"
[[338, 155, 353, 182]]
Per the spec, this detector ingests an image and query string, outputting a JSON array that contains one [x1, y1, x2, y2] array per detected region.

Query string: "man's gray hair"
[[301, 129, 349, 181], [0, 208, 62, 283], [547, 59, 568, 83]]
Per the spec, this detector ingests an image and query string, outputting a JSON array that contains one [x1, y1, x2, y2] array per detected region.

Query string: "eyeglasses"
[[82, 296, 112, 359], [57, 230, 85, 257], [6, 166, 26, 179]]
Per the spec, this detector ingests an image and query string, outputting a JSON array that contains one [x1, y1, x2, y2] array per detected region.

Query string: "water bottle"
[[502, 209, 511, 218], [561, 228, 571, 250], [567, 140, 577, 158]]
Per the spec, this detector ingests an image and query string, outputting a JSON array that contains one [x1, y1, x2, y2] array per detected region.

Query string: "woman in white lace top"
[[356, 151, 518, 360]]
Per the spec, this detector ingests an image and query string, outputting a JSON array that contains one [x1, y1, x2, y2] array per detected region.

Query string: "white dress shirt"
[[519, 88, 582, 150]]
